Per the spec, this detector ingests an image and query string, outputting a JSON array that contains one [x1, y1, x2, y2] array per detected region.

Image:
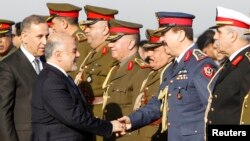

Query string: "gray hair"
[[21, 15, 46, 32], [45, 33, 73, 60]]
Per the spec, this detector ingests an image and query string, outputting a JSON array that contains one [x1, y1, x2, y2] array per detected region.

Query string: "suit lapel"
[[17, 49, 37, 77]]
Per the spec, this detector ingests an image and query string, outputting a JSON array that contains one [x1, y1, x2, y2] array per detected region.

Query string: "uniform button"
[[211, 108, 214, 111], [244, 104, 248, 108], [91, 68, 95, 71], [208, 120, 212, 124], [167, 123, 171, 126], [168, 93, 172, 97], [194, 130, 198, 133], [241, 122, 245, 124], [214, 95, 218, 98], [167, 108, 170, 111], [170, 80, 173, 83], [116, 89, 119, 92], [145, 87, 149, 90], [85, 66, 88, 69]]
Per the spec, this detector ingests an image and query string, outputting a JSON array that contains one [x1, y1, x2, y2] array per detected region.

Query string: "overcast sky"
[[1, 0, 250, 39]]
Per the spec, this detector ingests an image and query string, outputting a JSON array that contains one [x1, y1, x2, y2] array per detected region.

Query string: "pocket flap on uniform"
[[180, 126, 203, 135]]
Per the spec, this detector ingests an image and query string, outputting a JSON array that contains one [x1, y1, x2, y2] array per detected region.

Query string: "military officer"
[[46, 3, 92, 78], [0, 19, 16, 61], [206, 6, 250, 126], [74, 5, 118, 141], [118, 12, 218, 141], [132, 29, 173, 141], [102, 19, 150, 141]]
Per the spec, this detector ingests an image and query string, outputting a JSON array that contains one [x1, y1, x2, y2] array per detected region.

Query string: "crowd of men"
[[0, 2, 250, 141]]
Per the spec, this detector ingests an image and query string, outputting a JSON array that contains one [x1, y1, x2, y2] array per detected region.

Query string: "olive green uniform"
[[133, 67, 168, 141], [240, 91, 250, 124], [103, 53, 150, 141], [77, 41, 117, 118], [0, 46, 17, 61]]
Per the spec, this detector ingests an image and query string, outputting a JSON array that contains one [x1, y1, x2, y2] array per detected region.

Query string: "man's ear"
[[103, 25, 109, 36], [230, 31, 238, 43], [61, 19, 68, 29], [178, 30, 186, 42], [21, 31, 27, 44], [55, 50, 62, 62], [128, 39, 136, 50]]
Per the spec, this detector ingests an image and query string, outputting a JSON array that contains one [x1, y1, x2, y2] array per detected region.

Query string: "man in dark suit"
[[206, 6, 250, 125], [31, 32, 123, 141], [0, 15, 49, 141]]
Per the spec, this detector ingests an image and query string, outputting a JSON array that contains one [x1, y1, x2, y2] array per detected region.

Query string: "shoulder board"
[[134, 58, 151, 69], [75, 32, 87, 42], [245, 52, 250, 62], [192, 49, 208, 61]]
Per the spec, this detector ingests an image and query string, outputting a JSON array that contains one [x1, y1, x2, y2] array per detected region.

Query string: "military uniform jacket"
[[129, 45, 218, 141], [0, 49, 39, 141], [103, 53, 150, 120], [207, 46, 250, 125], [135, 68, 168, 140], [69, 28, 92, 78], [78, 42, 118, 100]]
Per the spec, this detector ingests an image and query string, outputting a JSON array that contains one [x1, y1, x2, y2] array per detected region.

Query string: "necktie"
[[33, 58, 41, 74]]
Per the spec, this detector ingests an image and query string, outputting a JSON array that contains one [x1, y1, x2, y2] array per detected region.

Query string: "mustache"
[[144, 56, 151, 63]]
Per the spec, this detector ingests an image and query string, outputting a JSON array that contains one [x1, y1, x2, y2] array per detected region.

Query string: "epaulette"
[[75, 31, 87, 42], [245, 52, 250, 62], [192, 49, 208, 61], [134, 58, 151, 69]]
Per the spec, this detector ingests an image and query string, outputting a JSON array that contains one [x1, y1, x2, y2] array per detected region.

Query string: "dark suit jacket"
[[31, 63, 112, 141], [0, 49, 38, 141], [207, 46, 250, 124]]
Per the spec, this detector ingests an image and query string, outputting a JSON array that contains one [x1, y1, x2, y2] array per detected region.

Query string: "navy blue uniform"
[[129, 45, 218, 141]]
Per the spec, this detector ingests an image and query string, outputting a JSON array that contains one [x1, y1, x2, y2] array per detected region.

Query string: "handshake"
[[110, 116, 132, 136]]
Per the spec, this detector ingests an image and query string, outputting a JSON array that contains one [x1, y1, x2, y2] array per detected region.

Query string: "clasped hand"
[[111, 116, 132, 137]]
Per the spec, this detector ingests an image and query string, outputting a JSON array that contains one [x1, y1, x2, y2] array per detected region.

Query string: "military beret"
[[210, 6, 250, 29], [47, 3, 82, 19], [83, 5, 118, 25], [0, 19, 15, 35], [155, 12, 195, 33], [106, 19, 143, 42], [143, 29, 162, 48]]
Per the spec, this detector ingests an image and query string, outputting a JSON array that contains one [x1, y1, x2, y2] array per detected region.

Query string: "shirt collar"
[[47, 62, 68, 77], [229, 44, 250, 61], [176, 43, 194, 63]]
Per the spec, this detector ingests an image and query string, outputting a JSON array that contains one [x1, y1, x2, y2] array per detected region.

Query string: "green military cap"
[[106, 19, 143, 42], [47, 3, 82, 19], [83, 5, 118, 25], [0, 19, 15, 35], [143, 29, 163, 48]]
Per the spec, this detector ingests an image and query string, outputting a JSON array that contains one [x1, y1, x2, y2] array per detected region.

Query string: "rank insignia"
[[202, 64, 214, 79], [245, 52, 250, 61], [193, 49, 207, 61], [127, 61, 134, 71], [102, 47, 108, 55]]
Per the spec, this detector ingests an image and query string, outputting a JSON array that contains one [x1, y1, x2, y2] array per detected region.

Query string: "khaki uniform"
[[103, 53, 150, 141], [133, 67, 168, 141], [77, 41, 117, 118], [240, 91, 250, 124], [0, 46, 17, 61], [69, 28, 92, 78]]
